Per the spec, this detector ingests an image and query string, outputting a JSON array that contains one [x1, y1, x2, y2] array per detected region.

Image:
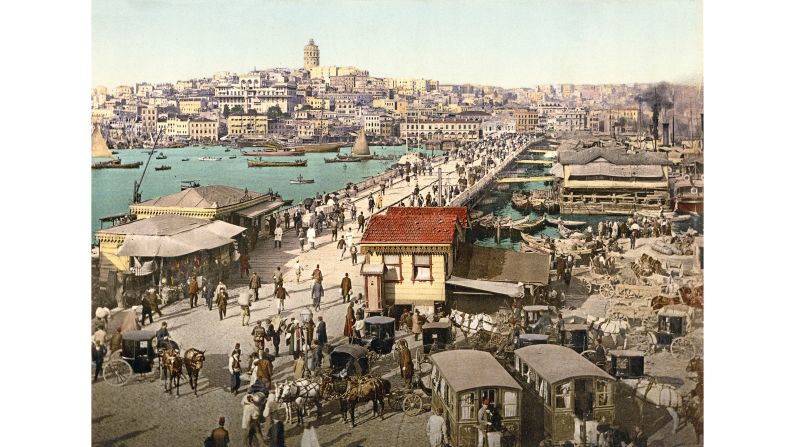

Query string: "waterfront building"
[[189, 117, 218, 142], [508, 108, 539, 133], [141, 106, 158, 135], [95, 214, 247, 306], [227, 112, 268, 136], [359, 207, 468, 315], [156, 114, 191, 138], [556, 143, 671, 214], [400, 118, 481, 143]]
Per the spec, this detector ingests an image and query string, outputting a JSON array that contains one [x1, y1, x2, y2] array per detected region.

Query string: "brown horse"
[[183, 348, 205, 396], [161, 349, 183, 396], [396, 340, 414, 387], [339, 375, 390, 428]]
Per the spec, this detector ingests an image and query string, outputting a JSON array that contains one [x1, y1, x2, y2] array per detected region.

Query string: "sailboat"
[[91, 125, 142, 169]]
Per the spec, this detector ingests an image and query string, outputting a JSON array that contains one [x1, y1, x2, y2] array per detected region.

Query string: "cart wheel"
[[670, 337, 695, 359], [107, 349, 122, 361], [387, 393, 403, 411], [403, 394, 423, 416], [600, 283, 615, 298], [103, 359, 132, 386]]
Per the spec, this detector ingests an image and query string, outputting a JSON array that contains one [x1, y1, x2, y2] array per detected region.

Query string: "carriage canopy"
[[514, 344, 613, 384], [431, 350, 521, 393]]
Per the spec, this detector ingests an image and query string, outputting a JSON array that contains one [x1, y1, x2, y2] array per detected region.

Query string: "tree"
[[267, 105, 283, 119], [230, 105, 245, 115], [223, 104, 230, 118]]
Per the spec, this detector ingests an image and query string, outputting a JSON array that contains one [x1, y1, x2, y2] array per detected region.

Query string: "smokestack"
[[662, 123, 670, 146]]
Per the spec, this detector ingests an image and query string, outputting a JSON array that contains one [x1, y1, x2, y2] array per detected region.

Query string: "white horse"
[[275, 379, 323, 425], [449, 309, 500, 338]]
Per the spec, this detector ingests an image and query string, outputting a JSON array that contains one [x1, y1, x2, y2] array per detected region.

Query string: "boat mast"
[[133, 130, 163, 204]]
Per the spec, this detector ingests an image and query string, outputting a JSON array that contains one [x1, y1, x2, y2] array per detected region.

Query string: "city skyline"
[[93, 0, 703, 88]]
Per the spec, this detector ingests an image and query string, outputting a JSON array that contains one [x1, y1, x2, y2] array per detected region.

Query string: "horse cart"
[[653, 304, 699, 357], [102, 330, 158, 386], [431, 350, 523, 446], [329, 344, 370, 378], [359, 316, 396, 358], [421, 321, 455, 356]]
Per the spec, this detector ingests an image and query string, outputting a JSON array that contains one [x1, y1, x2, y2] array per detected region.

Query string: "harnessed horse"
[[275, 379, 323, 425], [161, 349, 183, 396], [396, 339, 414, 387], [449, 309, 500, 340], [183, 348, 205, 396], [337, 375, 390, 428]]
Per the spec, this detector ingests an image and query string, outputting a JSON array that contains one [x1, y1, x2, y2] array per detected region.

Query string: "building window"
[[460, 392, 476, 420], [596, 380, 612, 407], [384, 254, 401, 281], [555, 383, 571, 410], [503, 391, 518, 418]]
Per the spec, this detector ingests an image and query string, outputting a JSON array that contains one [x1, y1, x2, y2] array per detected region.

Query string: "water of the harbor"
[[472, 161, 704, 251], [91, 145, 428, 240]]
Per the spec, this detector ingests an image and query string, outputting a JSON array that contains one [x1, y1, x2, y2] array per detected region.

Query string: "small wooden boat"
[[248, 159, 307, 168], [110, 150, 119, 155], [291, 142, 344, 153], [181, 180, 200, 190], [289, 174, 314, 184], [242, 150, 306, 157], [325, 156, 363, 163], [155, 152, 167, 160], [545, 217, 587, 228], [520, 242, 554, 255], [513, 216, 546, 233], [198, 157, 222, 161], [229, 156, 237, 159], [511, 191, 530, 210], [224, 148, 231, 152], [282, 199, 294, 206], [471, 213, 494, 225], [557, 224, 573, 239], [181, 158, 190, 161], [155, 165, 171, 171]]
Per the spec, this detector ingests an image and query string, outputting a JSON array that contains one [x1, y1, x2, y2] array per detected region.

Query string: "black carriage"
[[102, 330, 158, 386], [560, 324, 589, 353], [330, 344, 370, 378], [360, 316, 396, 354], [422, 321, 454, 354], [608, 350, 645, 379], [655, 304, 692, 347], [514, 334, 549, 349]]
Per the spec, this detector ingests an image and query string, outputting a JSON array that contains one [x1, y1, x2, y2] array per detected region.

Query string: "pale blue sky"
[[93, 0, 703, 88]]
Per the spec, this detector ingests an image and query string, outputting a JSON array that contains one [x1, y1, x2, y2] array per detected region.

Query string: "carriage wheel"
[[600, 283, 615, 298], [670, 337, 696, 359], [387, 393, 403, 411], [403, 394, 424, 416], [107, 349, 122, 361], [103, 359, 132, 386]]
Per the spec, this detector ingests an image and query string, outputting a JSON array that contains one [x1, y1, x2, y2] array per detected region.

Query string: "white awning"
[[446, 276, 524, 298], [235, 200, 285, 219], [117, 221, 246, 257]]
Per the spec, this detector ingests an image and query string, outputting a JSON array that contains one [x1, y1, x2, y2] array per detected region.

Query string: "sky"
[[92, 0, 703, 89]]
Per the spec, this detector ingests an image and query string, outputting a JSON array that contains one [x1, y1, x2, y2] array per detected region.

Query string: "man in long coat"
[[188, 276, 199, 308], [249, 272, 261, 302], [311, 281, 324, 312], [315, 316, 327, 350], [340, 273, 352, 303], [344, 302, 355, 342], [412, 309, 425, 341]]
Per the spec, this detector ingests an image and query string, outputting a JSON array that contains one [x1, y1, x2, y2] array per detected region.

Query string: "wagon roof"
[[514, 345, 614, 384], [519, 334, 549, 341], [364, 316, 395, 325], [331, 344, 368, 359], [423, 321, 452, 330], [122, 330, 157, 341], [609, 350, 646, 357], [658, 304, 693, 318], [431, 350, 521, 392]]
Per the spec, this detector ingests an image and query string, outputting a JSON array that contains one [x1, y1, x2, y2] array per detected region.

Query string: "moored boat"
[[181, 158, 190, 161], [198, 156, 222, 161], [154, 165, 171, 171], [155, 152, 167, 160], [289, 174, 314, 184], [242, 150, 306, 156], [545, 217, 587, 228], [92, 160, 143, 169], [291, 142, 344, 153], [248, 159, 308, 168]]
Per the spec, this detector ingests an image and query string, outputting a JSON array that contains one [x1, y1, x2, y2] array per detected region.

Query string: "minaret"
[[303, 39, 319, 70]]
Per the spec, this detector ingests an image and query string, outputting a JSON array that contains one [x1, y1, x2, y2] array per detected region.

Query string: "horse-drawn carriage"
[[329, 344, 370, 378], [421, 321, 455, 355], [652, 304, 699, 357], [607, 350, 646, 379], [522, 305, 555, 334], [102, 330, 158, 386], [430, 350, 523, 446], [514, 345, 616, 446], [359, 316, 396, 355]]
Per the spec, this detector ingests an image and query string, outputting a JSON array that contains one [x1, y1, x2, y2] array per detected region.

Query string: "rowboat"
[[289, 175, 314, 184], [470, 213, 494, 225], [248, 159, 307, 168], [181, 158, 190, 161], [557, 224, 573, 239], [228, 156, 237, 159], [511, 191, 530, 210], [155, 152, 167, 160], [545, 218, 587, 228], [154, 165, 171, 171], [198, 157, 222, 161], [519, 241, 554, 255], [512, 216, 546, 233]]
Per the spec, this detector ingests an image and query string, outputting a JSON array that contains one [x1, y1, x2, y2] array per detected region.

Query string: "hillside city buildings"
[[92, 39, 703, 148]]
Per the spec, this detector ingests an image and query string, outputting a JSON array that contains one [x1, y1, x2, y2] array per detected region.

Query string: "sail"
[[92, 125, 114, 158], [351, 129, 370, 156]]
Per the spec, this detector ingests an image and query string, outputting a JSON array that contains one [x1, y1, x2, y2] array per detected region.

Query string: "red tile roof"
[[361, 207, 468, 245]]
